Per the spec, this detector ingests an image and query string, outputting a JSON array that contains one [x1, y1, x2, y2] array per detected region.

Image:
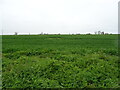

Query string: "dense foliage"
[[2, 34, 119, 88]]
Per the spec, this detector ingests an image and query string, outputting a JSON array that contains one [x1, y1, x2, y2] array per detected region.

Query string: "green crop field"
[[2, 34, 119, 88]]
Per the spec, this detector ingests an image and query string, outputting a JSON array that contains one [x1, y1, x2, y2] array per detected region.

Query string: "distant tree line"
[[14, 31, 112, 35], [94, 31, 110, 35]]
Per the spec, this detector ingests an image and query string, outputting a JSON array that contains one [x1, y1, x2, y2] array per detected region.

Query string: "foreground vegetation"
[[2, 34, 119, 88]]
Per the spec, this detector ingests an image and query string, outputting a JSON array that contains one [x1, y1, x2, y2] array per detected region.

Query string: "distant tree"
[[14, 32, 18, 35], [41, 32, 43, 35], [98, 31, 101, 34], [94, 31, 97, 34], [86, 33, 91, 35], [101, 32, 104, 35], [105, 33, 109, 35]]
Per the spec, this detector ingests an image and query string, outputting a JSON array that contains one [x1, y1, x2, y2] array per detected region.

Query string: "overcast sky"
[[0, 0, 119, 35]]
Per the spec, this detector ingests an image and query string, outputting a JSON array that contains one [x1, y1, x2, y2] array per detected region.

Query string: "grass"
[[2, 34, 119, 88]]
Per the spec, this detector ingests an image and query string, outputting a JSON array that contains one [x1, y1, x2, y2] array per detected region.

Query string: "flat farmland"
[[2, 34, 119, 88]]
